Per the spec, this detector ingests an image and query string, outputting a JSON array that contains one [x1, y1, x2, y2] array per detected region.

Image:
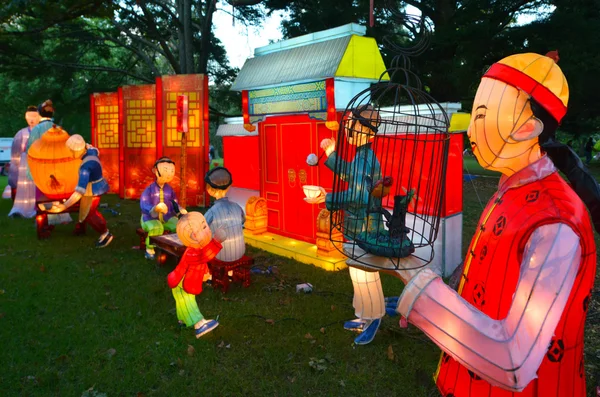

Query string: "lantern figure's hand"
[[393, 256, 428, 284], [180, 208, 188, 215], [214, 226, 227, 243], [304, 187, 327, 204], [48, 203, 67, 213], [154, 202, 168, 214], [320, 138, 336, 157]]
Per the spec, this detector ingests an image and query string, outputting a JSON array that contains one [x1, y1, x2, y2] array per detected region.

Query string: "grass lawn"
[[0, 175, 598, 396]]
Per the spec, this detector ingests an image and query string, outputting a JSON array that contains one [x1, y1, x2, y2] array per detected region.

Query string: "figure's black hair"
[[38, 100, 54, 117], [153, 157, 175, 177], [532, 98, 600, 233]]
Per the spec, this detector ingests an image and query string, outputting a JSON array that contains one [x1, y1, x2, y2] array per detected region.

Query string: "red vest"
[[436, 172, 596, 397]]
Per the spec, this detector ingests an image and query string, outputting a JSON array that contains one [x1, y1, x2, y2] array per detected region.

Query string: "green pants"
[[140, 216, 178, 250], [172, 281, 203, 327]]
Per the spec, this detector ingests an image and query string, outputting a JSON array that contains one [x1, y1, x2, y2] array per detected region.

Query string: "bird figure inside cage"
[[357, 180, 416, 258]]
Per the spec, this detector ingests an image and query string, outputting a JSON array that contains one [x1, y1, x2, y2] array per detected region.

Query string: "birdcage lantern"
[[328, 11, 451, 270]]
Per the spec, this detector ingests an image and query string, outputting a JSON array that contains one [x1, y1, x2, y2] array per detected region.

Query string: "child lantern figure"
[[167, 212, 227, 337], [391, 52, 598, 396], [305, 105, 388, 345], [140, 157, 187, 260]]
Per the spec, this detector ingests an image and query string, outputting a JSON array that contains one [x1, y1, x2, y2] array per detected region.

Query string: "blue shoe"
[[144, 251, 155, 260], [195, 320, 219, 338], [385, 296, 400, 317], [354, 318, 381, 345], [344, 319, 367, 332]]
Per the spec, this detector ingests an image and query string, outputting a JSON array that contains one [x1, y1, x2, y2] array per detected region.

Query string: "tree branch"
[[398, 0, 436, 20], [103, 32, 161, 76], [225, 0, 264, 6], [140, 2, 182, 74], [6, 50, 154, 83]]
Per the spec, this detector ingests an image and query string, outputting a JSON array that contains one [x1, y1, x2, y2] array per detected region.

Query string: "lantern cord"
[[462, 161, 485, 211]]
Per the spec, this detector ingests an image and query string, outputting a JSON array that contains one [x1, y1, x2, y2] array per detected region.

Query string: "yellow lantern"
[[28, 125, 82, 200]]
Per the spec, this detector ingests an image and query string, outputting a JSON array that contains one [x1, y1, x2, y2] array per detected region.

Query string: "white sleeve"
[[396, 223, 581, 391]]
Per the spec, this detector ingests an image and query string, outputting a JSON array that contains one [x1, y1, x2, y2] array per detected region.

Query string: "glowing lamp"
[[28, 125, 81, 200], [303, 185, 322, 200], [157, 252, 168, 265]]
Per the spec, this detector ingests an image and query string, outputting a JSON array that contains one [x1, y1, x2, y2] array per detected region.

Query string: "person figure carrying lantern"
[[167, 212, 227, 338], [204, 167, 246, 263], [389, 52, 598, 396], [305, 105, 389, 345], [7, 106, 40, 217], [47, 135, 113, 248], [140, 157, 187, 260]]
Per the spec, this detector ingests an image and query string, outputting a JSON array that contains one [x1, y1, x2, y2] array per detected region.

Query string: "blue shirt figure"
[[75, 148, 109, 196], [324, 142, 382, 240], [139, 157, 183, 259], [204, 167, 246, 262], [140, 182, 179, 222], [205, 197, 246, 262]]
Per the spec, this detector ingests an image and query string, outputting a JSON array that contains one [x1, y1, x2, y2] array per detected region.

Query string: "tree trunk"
[[183, 0, 194, 74], [177, 0, 186, 73], [198, 0, 217, 74]]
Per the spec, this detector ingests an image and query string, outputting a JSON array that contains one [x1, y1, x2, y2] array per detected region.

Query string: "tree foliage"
[[266, 0, 599, 136], [0, 0, 270, 137]]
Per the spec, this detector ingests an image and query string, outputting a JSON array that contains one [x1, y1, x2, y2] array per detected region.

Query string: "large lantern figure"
[[28, 125, 81, 199]]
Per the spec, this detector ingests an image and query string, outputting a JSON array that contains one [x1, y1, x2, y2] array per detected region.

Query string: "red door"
[[280, 121, 316, 242], [261, 123, 282, 232]]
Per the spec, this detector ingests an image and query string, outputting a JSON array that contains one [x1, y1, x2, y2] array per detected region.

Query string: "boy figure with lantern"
[[140, 157, 187, 260], [48, 134, 113, 248], [167, 212, 227, 338]]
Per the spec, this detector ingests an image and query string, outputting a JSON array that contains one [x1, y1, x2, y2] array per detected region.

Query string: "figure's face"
[[343, 116, 374, 147], [176, 212, 212, 248], [155, 162, 175, 185], [25, 111, 40, 128], [467, 77, 542, 174]]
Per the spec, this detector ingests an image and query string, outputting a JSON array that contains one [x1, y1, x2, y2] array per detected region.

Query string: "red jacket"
[[436, 171, 596, 397], [167, 239, 222, 295]]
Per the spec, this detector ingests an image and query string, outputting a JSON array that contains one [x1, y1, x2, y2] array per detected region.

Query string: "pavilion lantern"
[[28, 125, 81, 200]]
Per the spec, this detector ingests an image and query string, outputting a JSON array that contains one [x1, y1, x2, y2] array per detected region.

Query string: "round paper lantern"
[[28, 125, 82, 200]]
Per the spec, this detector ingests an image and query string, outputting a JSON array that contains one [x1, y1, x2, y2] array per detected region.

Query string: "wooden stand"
[[149, 233, 186, 266], [35, 200, 81, 240], [208, 255, 254, 294]]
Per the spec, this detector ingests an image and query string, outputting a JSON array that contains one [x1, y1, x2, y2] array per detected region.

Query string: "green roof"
[[231, 36, 352, 91]]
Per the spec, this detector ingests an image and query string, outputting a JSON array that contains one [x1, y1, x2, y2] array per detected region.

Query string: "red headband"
[[483, 62, 567, 122]]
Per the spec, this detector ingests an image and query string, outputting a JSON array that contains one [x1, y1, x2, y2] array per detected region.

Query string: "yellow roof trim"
[[335, 35, 389, 81]]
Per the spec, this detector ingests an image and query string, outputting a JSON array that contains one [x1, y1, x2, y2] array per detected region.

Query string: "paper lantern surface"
[[28, 125, 81, 200]]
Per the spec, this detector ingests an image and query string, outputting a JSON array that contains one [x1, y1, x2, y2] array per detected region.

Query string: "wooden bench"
[[208, 255, 254, 294], [149, 233, 185, 266], [136, 228, 172, 252]]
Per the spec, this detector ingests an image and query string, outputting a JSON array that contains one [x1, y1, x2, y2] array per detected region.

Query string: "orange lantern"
[[28, 125, 82, 200]]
